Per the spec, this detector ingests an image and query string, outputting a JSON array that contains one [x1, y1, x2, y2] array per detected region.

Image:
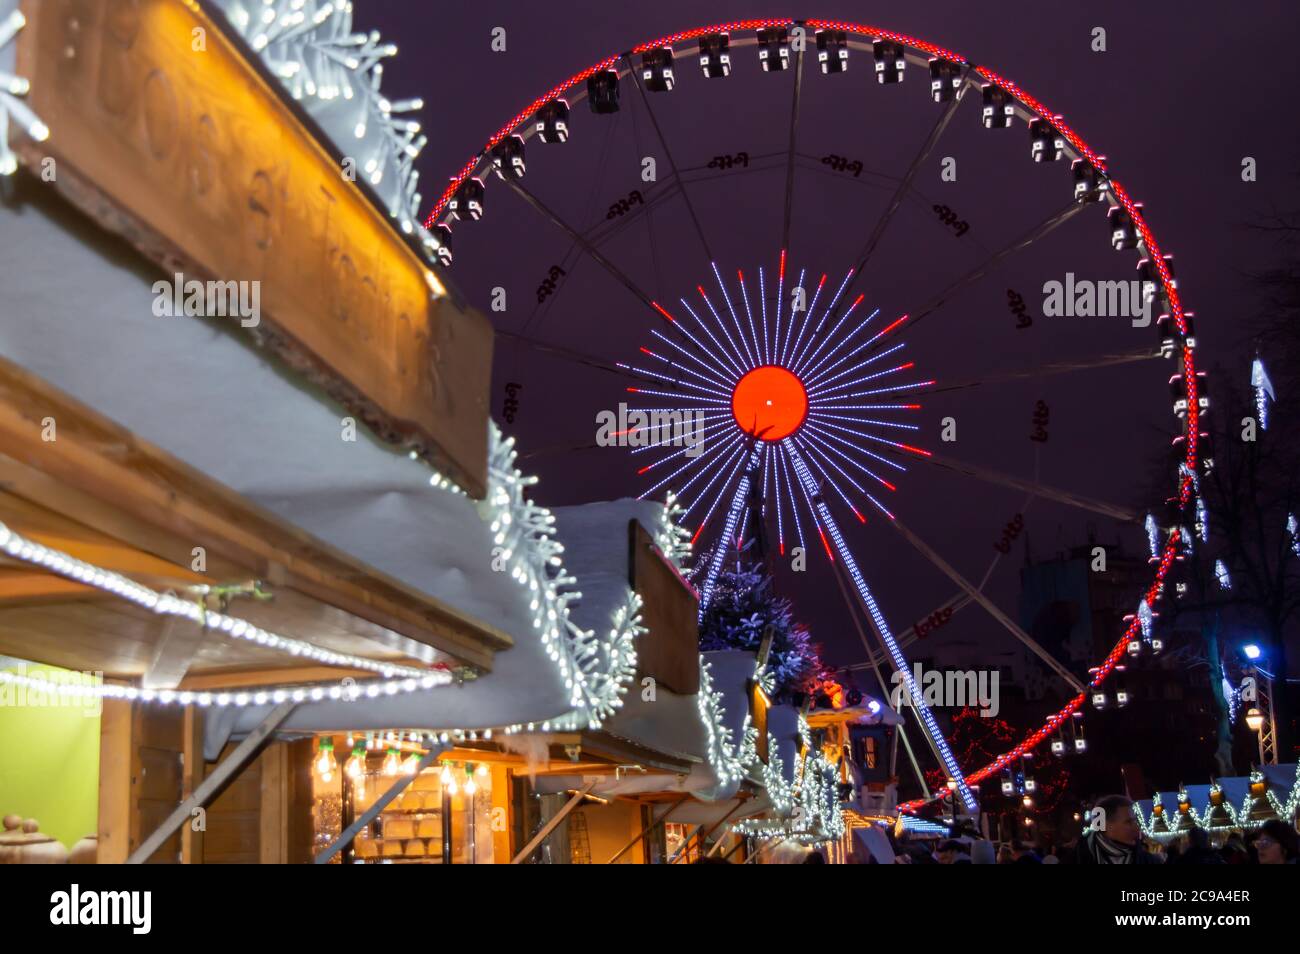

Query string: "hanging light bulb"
[[401, 750, 420, 775], [344, 744, 366, 779], [440, 764, 453, 786], [475, 762, 489, 778], [465, 773, 478, 796], [314, 737, 337, 783], [382, 747, 400, 777]]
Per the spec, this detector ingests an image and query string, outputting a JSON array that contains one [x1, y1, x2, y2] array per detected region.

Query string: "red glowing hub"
[[731, 365, 807, 441]]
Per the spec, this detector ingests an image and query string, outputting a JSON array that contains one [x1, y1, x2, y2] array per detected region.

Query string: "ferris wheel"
[[425, 18, 1207, 814]]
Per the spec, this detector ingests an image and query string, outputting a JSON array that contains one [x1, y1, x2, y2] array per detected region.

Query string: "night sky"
[[356, 1, 1300, 675]]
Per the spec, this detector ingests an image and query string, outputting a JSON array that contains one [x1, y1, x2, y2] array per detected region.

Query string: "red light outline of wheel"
[[426, 18, 1203, 806]]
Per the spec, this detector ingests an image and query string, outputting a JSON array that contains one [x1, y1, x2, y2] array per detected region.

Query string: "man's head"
[[1253, 819, 1298, 864], [1093, 794, 1141, 847]]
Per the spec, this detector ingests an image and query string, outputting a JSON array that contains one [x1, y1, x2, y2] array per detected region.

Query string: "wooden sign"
[[628, 520, 699, 696], [14, 0, 491, 495]]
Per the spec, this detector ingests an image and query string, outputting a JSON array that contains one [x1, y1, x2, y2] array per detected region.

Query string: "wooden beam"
[[143, 616, 208, 690], [181, 707, 205, 864], [0, 356, 510, 670], [0, 569, 100, 606]]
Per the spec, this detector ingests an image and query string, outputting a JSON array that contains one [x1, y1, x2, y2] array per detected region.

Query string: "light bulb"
[[345, 746, 365, 779], [465, 778, 478, 796], [440, 765, 453, 786], [476, 763, 489, 778], [402, 751, 419, 775], [314, 738, 337, 781], [382, 748, 400, 777]]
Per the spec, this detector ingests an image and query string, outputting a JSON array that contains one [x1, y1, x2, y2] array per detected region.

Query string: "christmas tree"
[[697, 559, 827, 702]]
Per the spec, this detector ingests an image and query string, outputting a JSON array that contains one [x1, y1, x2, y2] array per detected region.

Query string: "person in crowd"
[[1074, 795, 1162, 864], [970, 840, 997, 864], [936, 839, 971, 864], [1173, 827, 1224, 864], [1251, 819, 1298, 864], [1220, 833, 1249, 864], [801, 848, 827, 864], [1010, 839, 1042, 864], [996, 843, 1014, 864]]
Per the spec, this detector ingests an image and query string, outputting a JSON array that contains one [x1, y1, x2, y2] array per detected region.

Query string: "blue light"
[[1243, 644, 1262, 661]]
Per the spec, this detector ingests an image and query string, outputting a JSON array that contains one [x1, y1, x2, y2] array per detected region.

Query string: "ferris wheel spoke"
[[845, 591, 975, 670], [881, 510, 1087, 693], [804, 341, 907, 392], [876, 445, 1137, 521], [847, 65, 974, 281], [503, 179, 666, 313], [848, 493, 1032, 666], [517, 440, 603, 461], [771, 445, 803, 555], [926, 351, 1165, 396], [644, 429, 745, 503], [581, 177, 683, 247], [624, 53, 716, 262], [780, 271, 825, 370], [788, 269, 856, 372], [780, 33, 807, 255], [878, 199, 1092, 352], [497, 329, 660, 384]]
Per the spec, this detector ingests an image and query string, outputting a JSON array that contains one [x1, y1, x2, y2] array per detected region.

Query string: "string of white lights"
[[0, 664, 453, 708], [1135, 766, 1300, 838], [697, 656, 746, 788], [0, 521, 431, 680]]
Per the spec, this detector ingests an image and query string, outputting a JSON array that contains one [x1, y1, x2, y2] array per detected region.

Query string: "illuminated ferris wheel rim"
[[426, 18, 1205, 808]]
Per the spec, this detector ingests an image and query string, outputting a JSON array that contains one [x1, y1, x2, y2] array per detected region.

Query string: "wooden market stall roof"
[[0, 355, 512, 681]]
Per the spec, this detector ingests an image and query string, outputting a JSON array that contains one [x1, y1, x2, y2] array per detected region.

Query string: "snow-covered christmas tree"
[[697, 558, 826, 703]]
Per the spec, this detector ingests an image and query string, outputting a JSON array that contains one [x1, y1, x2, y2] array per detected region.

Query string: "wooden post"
[[180, 707, 205, 863]]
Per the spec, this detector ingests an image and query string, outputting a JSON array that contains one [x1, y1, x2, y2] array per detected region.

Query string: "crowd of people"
[[889, 795, 1298, 865]]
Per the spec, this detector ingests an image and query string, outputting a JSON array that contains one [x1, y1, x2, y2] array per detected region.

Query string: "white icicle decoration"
[[213, 1, 435, 251], [1137, 598, 1154, 641], [1252, 357, 1275, 431], [1145, 514, 1160, 560]]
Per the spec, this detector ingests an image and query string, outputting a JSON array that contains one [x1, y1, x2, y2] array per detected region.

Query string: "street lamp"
[[1245, 707, 1265, 732], [1240, 643, 1278, 765]]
